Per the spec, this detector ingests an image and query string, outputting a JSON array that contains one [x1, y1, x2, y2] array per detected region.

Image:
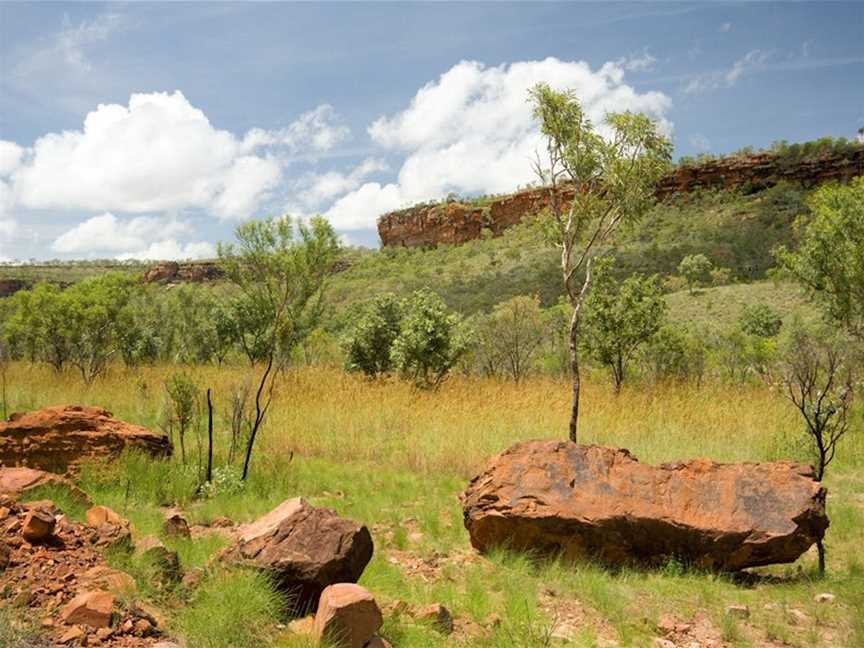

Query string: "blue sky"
[[0, 1, 862, 261]]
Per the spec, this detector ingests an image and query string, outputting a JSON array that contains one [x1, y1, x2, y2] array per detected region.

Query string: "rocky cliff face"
[[142, 260, 224, 283], [378, 147, 864, 248]]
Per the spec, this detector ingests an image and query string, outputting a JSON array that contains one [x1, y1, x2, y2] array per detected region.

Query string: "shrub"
[[343, 293, 403, 377]]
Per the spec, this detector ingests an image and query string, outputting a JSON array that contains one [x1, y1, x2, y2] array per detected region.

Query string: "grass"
[[3, 363, 864, 646]]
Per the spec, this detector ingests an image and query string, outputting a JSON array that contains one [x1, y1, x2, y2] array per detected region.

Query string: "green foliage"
[[218, 216, 340, 364], [390, 289, 471, 389], [678, 253, 713, 293], [738, 303, 783, 338], [174, 569, 284, 648], [581, 258, 667, 391], [164, 372, 200, 464], [472, 295, 546, 382], [343, 292, 403, 377], [641, 324, 706, 383], [777, 177, 864, 338]]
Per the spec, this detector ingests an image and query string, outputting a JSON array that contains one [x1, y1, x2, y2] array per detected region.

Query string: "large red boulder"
[[460, 440, 828, 571], [0, 405, 171, 472], [223, 498, 373, 612]]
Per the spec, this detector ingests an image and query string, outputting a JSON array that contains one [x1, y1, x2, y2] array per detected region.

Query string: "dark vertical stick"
[[206, 388, 214, 484]]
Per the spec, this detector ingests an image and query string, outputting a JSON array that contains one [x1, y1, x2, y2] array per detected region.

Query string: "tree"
[[218, 215, 339, 480], [678, 254, 713, 294], [773, 325, 857, 575], [777, 178, 864, 339], [343, 293, 403, 377], [474, 295, 545, 382], [165, 372, 199, 464], [581, 258, 666, 392], [390, 289, 470, 390], [4, 283, 70, 370], [529, 83, 672, 441], [738, 303, 783, 338]]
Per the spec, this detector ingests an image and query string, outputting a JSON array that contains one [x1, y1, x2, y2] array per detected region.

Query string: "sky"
[[0, 2, 862, 262]]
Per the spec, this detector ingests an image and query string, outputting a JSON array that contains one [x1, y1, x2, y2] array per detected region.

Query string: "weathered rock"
[[379, 147, 864, 248], [22, 508, 56, 543], [223, 497, 373, 612], [58, 625, 86, 644], [0, 405, 171, 473], [59, 590, 115, 628], [0, 540, 10, 570], [78, 565, 137, 595], [0, 466, 90, 502], [725, 604, 750, 619], [86, 505, 126, 528], [460, 440, 829, 571], [815, 592, 835, 604], [163, 513, 191, 538], [415, 602, 454, 634], [313, 583, 383, 648]]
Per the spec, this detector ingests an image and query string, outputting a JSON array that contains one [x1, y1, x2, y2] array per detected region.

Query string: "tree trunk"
[[206, 388, 213, 484], [568, 309, 581, 443], [816, 538, 826, 576]]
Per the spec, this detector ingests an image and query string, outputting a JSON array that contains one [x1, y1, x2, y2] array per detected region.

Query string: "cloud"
[[15, 11, 131, 78], [325, 57, 672, 231], [6, 91, 345, 221], [621, 52, 657, 72], [719, 22, 733, 33], [242, 104, 350, 155], [0, 141, 24, 176], [684, 49, 770, 94], [51, 212, 213, 260], [296, 158, 388, 209]]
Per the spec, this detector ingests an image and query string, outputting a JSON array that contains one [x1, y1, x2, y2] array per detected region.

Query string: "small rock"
[[209, 515, 234, 528], [79, 565, 137, 595], [788, 608, 809, 625], [415, 602, 453, 635], [59, 590, 115, 628], [133, 618, 153, 636], [181, 567, 204, 590], [287, 615, 315, 635], [0, 541, 10, 570], [136, 535, 181, 583], [86, 505, 126, 528], [725, 604, 750, 619], [22, 508, 56, 543], [314, 583, 383, 648], [23, 499, 57, 512], [163, 513, 191, 538], [58, 626, 86, 644], [652, 639, 676, 648], [656, 613, 677, 635], [95, 627, 113, 640], [815, 592, 835, 604]]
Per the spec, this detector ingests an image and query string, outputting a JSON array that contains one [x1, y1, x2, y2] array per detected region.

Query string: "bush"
[[343, 293, 403, 377], [642, 325, 706, 383], [739, 303, 783, 338], [677, 254, 713, 293], [391, 289, 471, 389]]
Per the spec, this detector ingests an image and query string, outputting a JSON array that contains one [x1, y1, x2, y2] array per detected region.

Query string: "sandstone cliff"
[[378, 147, 864, 248]]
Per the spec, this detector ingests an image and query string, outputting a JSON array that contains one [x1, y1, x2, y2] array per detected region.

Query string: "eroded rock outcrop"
[[0, 466, 91, 502], [222, 497, 374, 612], [0, 405, 171, 473], [379, 147, 864, 248], [460, 440, 828, 571], [142, 261, 224, 284]]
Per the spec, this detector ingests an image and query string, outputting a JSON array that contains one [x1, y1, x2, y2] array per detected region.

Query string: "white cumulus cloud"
[[325, 57, 672, 231], [51, 212, 213, 260]]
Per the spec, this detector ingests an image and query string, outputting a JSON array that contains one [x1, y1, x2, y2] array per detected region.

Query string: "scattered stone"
[[656, 614, 677, 635], [58, 625, 86, 644], [79, 565, 137, 595], [415, 602, 454, 634], [460, 440, 829, 570], [181, 566, 204, 590], [222, 497, 373, 612], [95, 627, 114, 640], [85, 505, 126, 528], [288, 615, 315, 635], [725, 604, 750, 619], [652, 639, 676, 648], [209, 515, 234, 528], [59, 589, 115, 628], [314, 583, 383, 648], [22, 508, 56, 543], [815, 592, 835, 604], [0, 541, 10, 570], [0, 404, 171, 472], [163, 513, 191, 538], [788, 608, 809, 625], [133, 618, 153, 636]]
